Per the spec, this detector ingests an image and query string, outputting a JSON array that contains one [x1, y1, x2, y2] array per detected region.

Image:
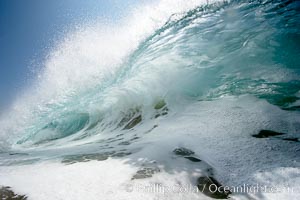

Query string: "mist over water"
[[0, 0, 299, 151], [0, 1, 300, 199], [0, 1, 300, 167]]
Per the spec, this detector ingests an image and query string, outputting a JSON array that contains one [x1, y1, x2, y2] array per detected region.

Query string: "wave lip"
[[0, 0, 300, 151]]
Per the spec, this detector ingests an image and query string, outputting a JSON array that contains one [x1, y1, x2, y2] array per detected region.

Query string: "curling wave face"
[[0, 0, 299, 154]]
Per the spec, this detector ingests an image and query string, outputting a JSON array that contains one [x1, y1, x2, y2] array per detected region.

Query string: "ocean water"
[[0, 0, 300, 199]]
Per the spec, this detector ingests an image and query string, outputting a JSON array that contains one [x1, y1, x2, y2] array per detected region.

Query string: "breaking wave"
[[0, 0, 299, 154]]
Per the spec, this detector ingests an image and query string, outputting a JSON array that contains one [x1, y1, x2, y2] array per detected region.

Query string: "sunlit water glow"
[[0, 0, 299, 199]]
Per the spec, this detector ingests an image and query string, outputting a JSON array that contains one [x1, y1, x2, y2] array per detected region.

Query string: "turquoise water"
[[0, 0, 299, 158]]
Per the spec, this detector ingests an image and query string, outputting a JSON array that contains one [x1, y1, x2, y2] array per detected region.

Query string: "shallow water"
[[0, 0, 299, 199]]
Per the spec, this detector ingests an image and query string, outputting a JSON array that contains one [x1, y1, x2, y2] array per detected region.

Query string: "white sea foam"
[[0, 0, 221, 149], [0, 97, 299, 199], [0, 0, 299, 199]]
